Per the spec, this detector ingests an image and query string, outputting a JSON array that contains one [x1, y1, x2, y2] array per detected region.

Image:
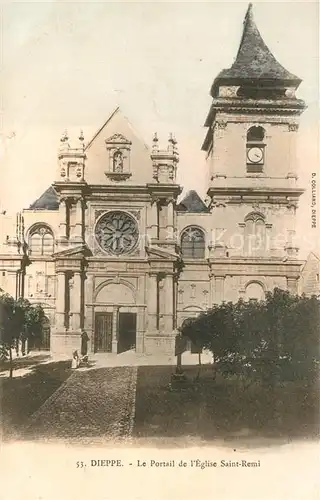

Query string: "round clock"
[[247, 147, 263, 164], [95, 211, 139, 255]]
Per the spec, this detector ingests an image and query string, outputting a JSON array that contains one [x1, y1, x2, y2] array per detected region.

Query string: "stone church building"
[[0, 5, 313, 355]]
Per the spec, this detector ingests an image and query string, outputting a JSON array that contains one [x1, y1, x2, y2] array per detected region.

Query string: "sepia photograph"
[[0, 1, 319, 499]]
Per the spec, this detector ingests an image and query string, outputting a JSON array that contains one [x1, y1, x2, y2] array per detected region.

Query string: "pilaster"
[[6, 271, 18, 299], [147, 273, 158, 331], [70, 271, 82, 331], [214, 275, 225, 304], [55, 271, 66, 329], [136, 306, 145, 353], [286, 276, 299, 294]]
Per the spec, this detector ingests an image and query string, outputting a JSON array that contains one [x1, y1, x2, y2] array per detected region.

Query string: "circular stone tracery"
[[95, 211, 139, 255]]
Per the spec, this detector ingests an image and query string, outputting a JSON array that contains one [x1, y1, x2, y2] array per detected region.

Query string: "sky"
[[0, 0, 319, 256]]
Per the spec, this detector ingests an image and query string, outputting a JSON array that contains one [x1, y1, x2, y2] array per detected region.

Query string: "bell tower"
[[54, 130, 87, 246], [202, 3, 306, 297]]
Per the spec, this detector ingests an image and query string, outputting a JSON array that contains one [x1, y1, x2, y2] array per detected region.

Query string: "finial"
[[60, 129, 69, 143], [79, 130, 84, 142], [172, 134, 178, 154], [152, 132, 159, 152]]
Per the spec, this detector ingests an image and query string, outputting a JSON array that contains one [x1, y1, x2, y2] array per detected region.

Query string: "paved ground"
[[50, 348, 213, 368], [3, 349, 213, 444], [22, 365, 138, 445]]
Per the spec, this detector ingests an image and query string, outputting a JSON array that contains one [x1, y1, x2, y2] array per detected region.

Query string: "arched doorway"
[[94, 281, 137, 354]]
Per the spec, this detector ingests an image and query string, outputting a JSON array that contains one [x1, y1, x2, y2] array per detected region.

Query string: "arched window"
[[247, 126, 265, 142], [28, 225, 54, 256], [181, 227, 205, 259], [244, 212, 266, 257], [246, 126, 265, 173], [245, 282, 265, 301]]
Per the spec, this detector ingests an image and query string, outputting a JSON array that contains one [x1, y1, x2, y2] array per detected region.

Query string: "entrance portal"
[[118, 312, 136, 354], [94, 312, 113, 352]]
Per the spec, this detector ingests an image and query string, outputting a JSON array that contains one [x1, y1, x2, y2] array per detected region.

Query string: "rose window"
[[95, 211, 139, 255]]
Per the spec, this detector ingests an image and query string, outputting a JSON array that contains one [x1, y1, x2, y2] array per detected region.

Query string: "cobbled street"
[[22, 366, 138, 444]]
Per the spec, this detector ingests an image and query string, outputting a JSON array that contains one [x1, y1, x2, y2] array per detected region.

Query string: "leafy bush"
[[180, 288, 320, 384]]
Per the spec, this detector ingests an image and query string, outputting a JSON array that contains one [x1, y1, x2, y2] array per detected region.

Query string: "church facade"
[[0, 5, 311, 355]]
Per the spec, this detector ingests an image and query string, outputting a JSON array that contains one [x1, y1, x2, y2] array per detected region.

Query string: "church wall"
[[22, 210, 60, 236], [209, 203, 295, 258], [177, 204, 296, 259], [209, 113, 298, 182], [24, 260, 56, 323], [0, 213, 19, 247]]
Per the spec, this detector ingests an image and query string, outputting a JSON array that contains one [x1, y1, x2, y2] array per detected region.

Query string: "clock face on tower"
[[95, 211, 139, 255], [247, 147, 264, 164]]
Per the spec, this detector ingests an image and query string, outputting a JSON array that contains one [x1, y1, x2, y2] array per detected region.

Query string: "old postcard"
[[0, 1, 319, 499]]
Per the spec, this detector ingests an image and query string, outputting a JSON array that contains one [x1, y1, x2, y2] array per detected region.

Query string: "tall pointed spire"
[[211, 3, 301, 95]]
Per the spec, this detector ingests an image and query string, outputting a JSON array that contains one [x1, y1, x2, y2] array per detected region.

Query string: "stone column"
[[165, 200, 175, 237], [112, 306, 119, 353], [214, 275, 225, 304], [56, 271, 66, 329], [73, 197, 83, 241], [147, 273, 158, 331], [71, 272, 82, 330], [59, 198, 68, 240]]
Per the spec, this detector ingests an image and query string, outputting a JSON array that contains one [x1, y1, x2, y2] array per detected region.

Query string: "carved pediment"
[[105, 133, 132, 145], [53, 244, 92, 259], [146, 244, 179, 261]]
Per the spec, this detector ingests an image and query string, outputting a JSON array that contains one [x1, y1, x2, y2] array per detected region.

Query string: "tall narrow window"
[[246, 126, 265, 173], [28, 225, 54, 256], [244, 213, 266, 257], [181, 227, 205, 259]]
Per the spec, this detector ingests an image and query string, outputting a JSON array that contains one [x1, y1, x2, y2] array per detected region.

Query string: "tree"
[[0, 294, 25, 377], [179, 289, 320, 386], [16, 299, 46, 352], [0, 294, 46, 378]]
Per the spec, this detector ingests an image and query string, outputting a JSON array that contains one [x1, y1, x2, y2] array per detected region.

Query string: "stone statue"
[[113, 151, 123, 173]]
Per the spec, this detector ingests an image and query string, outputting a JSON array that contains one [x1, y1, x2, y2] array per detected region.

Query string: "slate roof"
[[212, 3, 301, 93], [177, 190, 210, 213], [29, 186, 59, 210]]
